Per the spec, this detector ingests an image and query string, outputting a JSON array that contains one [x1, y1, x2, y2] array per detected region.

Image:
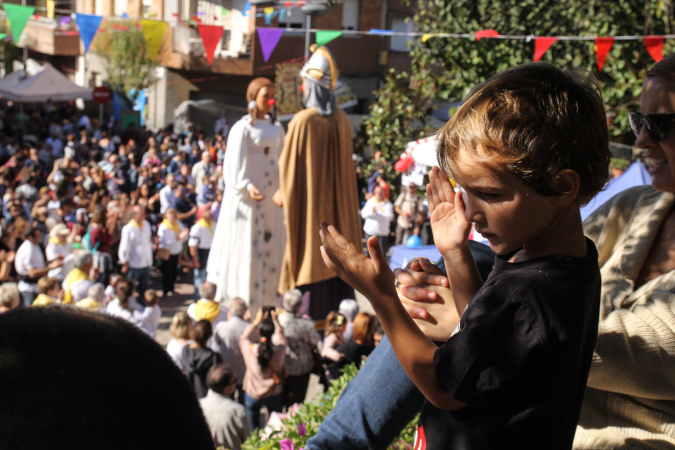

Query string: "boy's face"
[[452, 147, 561, 256]]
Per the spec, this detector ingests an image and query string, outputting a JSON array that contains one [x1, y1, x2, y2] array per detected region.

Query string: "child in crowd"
[[319, 63, 610, 448], [320, 311, 346, 381], [140, 290, 162, 337]]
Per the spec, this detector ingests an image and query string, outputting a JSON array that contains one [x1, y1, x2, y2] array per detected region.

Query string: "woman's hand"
[[319, 222, 397, 307], [248, 185, 265, 201], [427, 167, 471, 257], [272, 189, 283, 207]]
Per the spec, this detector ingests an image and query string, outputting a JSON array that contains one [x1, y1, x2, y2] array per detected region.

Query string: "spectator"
[[189, 204, 214, 299], [118, 205, 153, 302], [89, 207, 113, 285], [157, 207, 189, 297], [393, 182, 424, 245], [159, 173, 177, 214], [199, 364, 251, 450], [0, 282, 20, 313], [277, 289, 321, 409], [74, 282, 106, 312], [182, 319, 222, 399], [15, 226, 62, 306], [336, 312, 376, 370], [61, 251, 96, 305], [320, 311, 346, 382], [360, 185, 394, 257], [32, 276, 61, 307], [239, 308, 286, 430], [139, 290, 161, 337], [338, 298, 359, 342], [187, 281, 227, 326], [212, 297, 250, 405], [167, 311, 194, 371], [192, 150, 214, 194]]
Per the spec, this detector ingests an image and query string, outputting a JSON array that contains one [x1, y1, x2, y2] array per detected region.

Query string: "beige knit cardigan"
[[574, 186, 675, 449]]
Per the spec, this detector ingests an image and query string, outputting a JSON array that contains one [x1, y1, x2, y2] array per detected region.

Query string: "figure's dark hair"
[[192, 319, 213, 348], [0, 307, 213, 449], [646, 53, 675, 82], [437, 62, 611, 205], [257, 317, 276, 371]]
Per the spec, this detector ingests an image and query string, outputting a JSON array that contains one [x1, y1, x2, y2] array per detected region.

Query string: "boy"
[[140, 290, 162, 337], [319, 63, 610, 449]]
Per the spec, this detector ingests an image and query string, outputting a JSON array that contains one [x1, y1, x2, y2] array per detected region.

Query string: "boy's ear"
[[550, 169, 580, 206]]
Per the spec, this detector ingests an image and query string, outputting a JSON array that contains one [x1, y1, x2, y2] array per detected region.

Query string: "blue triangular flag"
[[75, 13, 103, 53]]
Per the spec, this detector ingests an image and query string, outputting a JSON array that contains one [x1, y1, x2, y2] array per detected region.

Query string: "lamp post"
[[301, 1, 329, 58]]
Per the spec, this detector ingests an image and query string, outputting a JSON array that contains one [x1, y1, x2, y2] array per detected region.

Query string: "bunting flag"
[[0, 34, 6, 41], [121, 12, 130, 18], [421, 33, 433, 43], [140, 19, 169, 61], [316, 30, 342, 47], [46, 0, 55, 19], [369, 29, 395, 35], [221, 7, 230, 16], [533, 37, 557, 62], [3, 3, 35, 42], [475, 29, 500, 41], [594, 37, 615, 72], [75, 13, 103, 53], [244, 2, 251, 16], [59, 16, 71, 26], [644, 36, 664, 62], [279, 9, 285, 21], [257, 28, 284, 62], [198, 24, 224, 65], [264, 8, 278, 25]]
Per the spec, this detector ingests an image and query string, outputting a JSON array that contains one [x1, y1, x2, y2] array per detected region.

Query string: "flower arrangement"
[[237, 363, 418, 450]]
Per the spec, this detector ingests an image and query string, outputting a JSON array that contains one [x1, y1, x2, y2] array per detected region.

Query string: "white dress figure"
[[207, 78, 286, 311]]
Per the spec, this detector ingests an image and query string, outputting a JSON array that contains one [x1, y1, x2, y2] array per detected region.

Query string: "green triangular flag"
[[0, 34, 6, 41], [3, 3, 36, 42], [316, 30, 342, 48], [221, 6, 230, 16]]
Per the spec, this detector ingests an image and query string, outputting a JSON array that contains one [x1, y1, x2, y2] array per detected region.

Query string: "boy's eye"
[[478, 192, 500, 201]]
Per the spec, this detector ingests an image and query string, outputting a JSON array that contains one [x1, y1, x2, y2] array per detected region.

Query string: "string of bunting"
[[1, 2, 672, 68]]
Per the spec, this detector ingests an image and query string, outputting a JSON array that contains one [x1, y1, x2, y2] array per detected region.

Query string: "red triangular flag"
[[594, 37, 615, 72], [198, 24, 224, 65], [475, 29, 500, 41], [644, 36, 664, 62], [533, 37, 557, 62]]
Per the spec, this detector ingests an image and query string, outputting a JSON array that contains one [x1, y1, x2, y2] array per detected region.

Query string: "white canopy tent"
[[0, 63, 92, 102]]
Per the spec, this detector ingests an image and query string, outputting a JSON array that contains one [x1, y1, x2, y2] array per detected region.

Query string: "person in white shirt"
[[118, 206, 153, 302], [189, 205, 215, 299], [158, 208, 189, 297], [44, 223, 76, 281], [360, 185, 394, 257], [140, 290, 162, 337], [15, 227, 63, 306], [159, 174, 177, 215]]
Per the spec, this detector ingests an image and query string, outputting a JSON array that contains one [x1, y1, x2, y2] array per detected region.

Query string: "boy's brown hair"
[[37, 277, 60, 294], [144, 290, 158, 307], [437, 63, 611, 205]]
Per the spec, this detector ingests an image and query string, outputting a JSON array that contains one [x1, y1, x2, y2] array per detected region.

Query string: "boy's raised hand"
[[319, 222, 397, 305], [427, 166, 472, 256]]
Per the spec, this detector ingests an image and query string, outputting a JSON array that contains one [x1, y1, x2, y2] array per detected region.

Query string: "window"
[[391, 17, 414, 52], [342, 0, 358, 31], [279, 6, 304, 29]]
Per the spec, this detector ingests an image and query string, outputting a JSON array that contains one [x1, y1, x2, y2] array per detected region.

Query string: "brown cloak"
[[278, 107, 362, 294]]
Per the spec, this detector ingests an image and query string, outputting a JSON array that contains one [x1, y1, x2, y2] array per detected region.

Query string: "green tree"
[[365, 0, 674, 186], [93, 20, 157, 103]]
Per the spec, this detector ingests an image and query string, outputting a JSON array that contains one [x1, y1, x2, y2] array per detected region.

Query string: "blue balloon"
[[406, 235, 423, 248]]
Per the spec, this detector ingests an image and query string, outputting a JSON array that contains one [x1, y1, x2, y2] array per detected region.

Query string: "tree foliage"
[[365, 0, 675, 185], [93, 20, 157, 103]]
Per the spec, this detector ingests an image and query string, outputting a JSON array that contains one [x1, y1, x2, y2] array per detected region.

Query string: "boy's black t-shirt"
[[418, 238, 601, 450]]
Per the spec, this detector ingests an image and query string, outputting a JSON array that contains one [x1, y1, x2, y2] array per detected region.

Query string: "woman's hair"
[[164, 207, 177, 219], [352, 312, 376, 347], [37, 276, 60, 294], [325, 311, 345, 336], [115, 279, 133, 307], [169, 311, 191, 339], [192, 319, 213, 348], [0, 283, 19, 308], [646, 53, 675, 82], [257, 317, 276, 371], [90, 206, 105, 225]]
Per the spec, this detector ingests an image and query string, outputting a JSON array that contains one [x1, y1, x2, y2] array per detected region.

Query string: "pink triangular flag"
[[198, 24, 224, 65], [644, 36, 664, 62], [257, 28, 284, 63], [533, 37, 557, 62], [475, 29, 500, 41], [594, 37, 614, 72]]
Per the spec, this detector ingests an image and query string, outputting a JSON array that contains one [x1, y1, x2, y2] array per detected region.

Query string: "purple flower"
[[280, 436, 294, 450], [298, 422, 307, 437]]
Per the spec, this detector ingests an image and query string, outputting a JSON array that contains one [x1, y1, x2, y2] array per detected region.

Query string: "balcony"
[[0, 11, 82, 56]]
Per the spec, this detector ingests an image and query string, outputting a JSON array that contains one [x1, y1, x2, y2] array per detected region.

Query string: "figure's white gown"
[[206, 115, 286, 311]]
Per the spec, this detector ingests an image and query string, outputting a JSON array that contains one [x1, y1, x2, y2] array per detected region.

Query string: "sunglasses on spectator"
[[630, 112, 675, 142]]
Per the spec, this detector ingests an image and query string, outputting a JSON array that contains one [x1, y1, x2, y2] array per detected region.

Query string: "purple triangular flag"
[[257, 28, 284, 63], [75, 13, 103, 53]]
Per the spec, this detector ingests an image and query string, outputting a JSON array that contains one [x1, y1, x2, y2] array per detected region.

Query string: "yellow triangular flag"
[[139, 19, 168, 62], [421, 33, 433, 43], [264, 7, 275, 15]]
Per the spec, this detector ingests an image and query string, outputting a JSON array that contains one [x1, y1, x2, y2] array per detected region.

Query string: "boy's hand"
[[319, 222, 397, 305], [427, 167, 471, 256]]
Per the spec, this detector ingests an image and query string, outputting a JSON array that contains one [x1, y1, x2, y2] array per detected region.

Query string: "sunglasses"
[[629, 112, 675, 142]]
